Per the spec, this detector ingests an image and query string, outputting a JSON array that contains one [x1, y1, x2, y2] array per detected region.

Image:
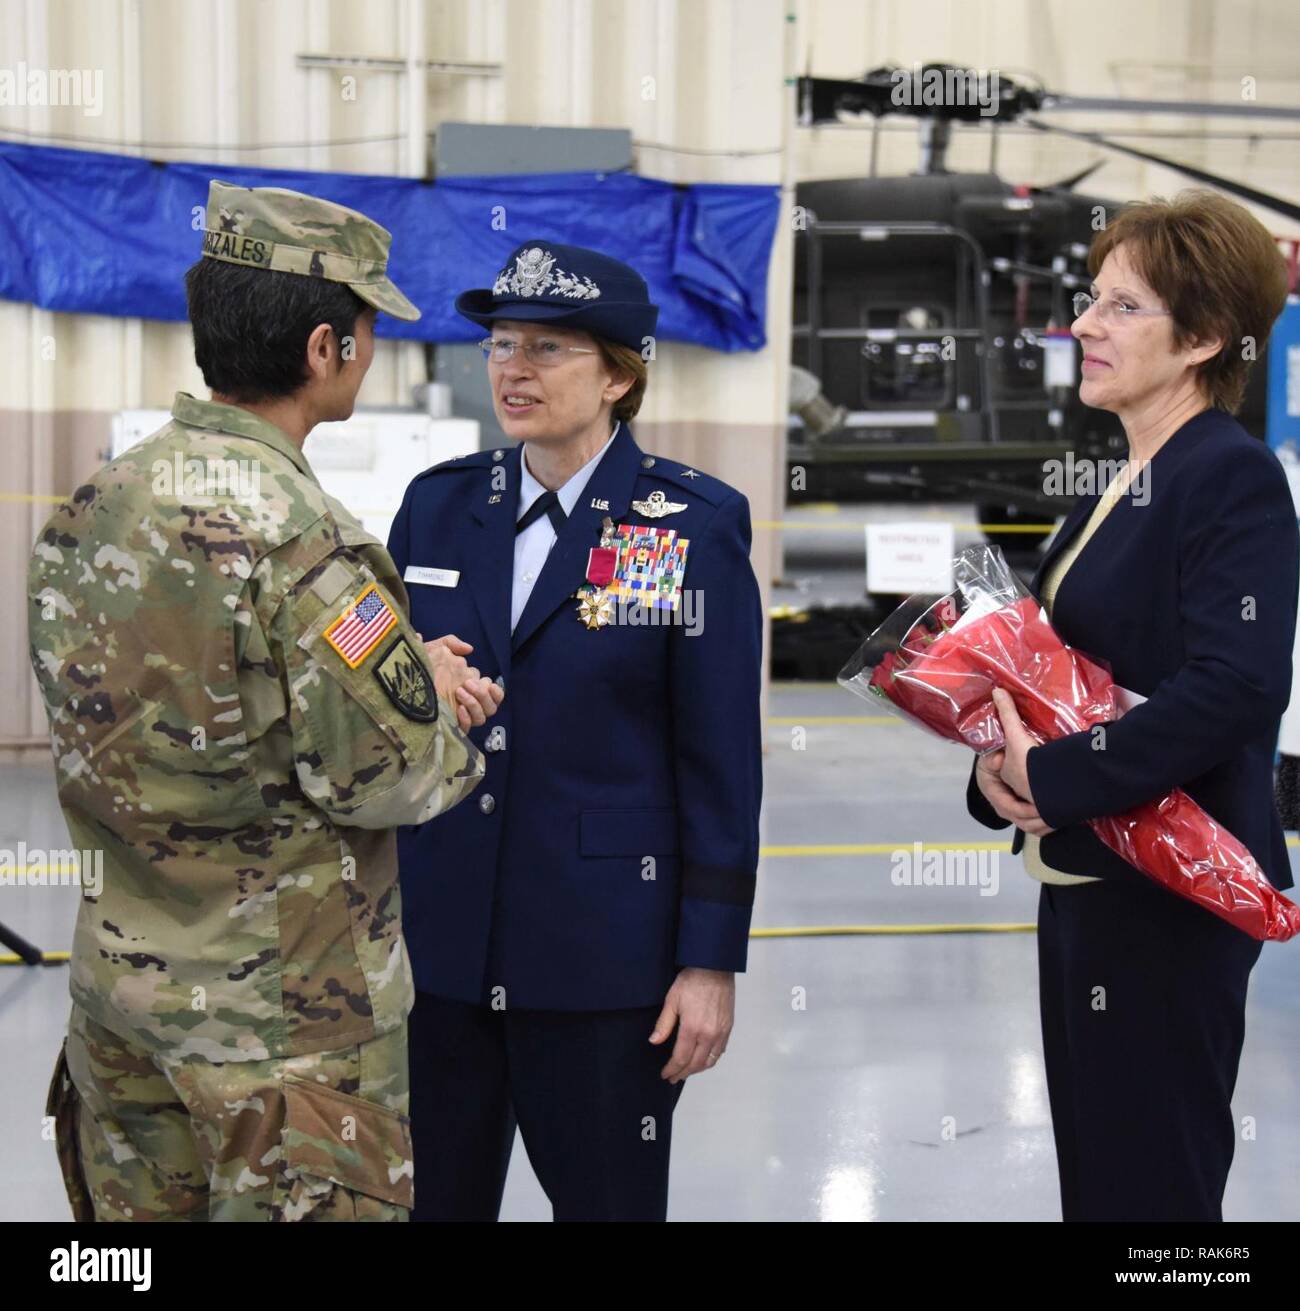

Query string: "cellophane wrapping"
[[838, 545, 1299, 941]]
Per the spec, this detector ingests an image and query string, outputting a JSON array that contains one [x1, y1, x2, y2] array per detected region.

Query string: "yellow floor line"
[[4, 836, 1294, 881], [1, 927, 1033, 963], [973, 524, 1054, 534], [754, 520, 1054, 533], [7, 492, 1055, 531], [751, 923, 1034, 937], [0, 866, 87, 876], [0, 841, 1004, 878], [761, 837, 1300, 856], [761, 841, 1012, 857]]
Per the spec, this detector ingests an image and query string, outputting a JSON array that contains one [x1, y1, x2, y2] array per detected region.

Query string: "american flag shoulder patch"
[[323, 584, 399, 669]]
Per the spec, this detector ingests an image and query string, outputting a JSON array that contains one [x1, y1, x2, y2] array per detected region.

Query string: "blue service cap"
[[455, 240, 659, 351]]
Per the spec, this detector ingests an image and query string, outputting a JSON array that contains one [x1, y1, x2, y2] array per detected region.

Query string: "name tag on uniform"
[[404, 565, 460, 588]]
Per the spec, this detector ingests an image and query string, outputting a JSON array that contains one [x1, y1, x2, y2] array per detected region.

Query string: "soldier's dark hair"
[[184, 259, 373, 403]]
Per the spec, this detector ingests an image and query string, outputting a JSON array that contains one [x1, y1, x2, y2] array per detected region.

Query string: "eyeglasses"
[[479, 337, 596, 366], [1072, 291, 1172, 324]]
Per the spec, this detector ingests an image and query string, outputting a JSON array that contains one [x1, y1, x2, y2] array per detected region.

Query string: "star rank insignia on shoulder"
[[635, 454, 731, 508]]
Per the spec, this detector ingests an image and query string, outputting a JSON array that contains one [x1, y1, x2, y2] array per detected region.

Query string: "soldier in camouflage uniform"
[[28, 181, 490, 1221]]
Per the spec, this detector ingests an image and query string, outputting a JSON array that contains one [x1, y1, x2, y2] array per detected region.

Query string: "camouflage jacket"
[[27, 392, 484, 1061]]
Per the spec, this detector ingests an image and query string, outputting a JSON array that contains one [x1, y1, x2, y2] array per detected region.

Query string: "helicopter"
[[788, 64, 1300, 545]]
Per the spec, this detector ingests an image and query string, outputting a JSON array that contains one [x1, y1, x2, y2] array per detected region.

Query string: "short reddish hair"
[[1088, 190, 1289, 414], [595, 338, 649, 422]]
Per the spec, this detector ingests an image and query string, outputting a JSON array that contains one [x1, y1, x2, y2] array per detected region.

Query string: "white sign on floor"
[[865, 521, 954, 594]]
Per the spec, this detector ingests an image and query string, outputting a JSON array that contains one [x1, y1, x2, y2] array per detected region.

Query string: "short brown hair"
[[595, 339, 649, 422], [1087, 190, 1289, 414]]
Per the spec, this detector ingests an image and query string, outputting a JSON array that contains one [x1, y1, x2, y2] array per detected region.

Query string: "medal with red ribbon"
[[576, 516, 616, 629]]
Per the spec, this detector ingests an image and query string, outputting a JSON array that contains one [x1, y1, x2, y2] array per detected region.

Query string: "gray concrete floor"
[[5, 503, 1298, 1221]]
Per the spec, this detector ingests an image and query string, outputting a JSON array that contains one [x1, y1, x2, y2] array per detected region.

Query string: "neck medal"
[[576, 516, 616, 630]]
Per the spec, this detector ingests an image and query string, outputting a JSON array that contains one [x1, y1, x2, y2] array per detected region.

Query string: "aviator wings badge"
[[630, 489, 687, 519]]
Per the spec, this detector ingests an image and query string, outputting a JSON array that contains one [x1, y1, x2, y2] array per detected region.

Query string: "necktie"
[[515, 490, 567, 536]]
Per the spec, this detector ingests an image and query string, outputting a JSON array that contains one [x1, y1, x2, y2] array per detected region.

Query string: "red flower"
[[860, 594, 1300, 941]]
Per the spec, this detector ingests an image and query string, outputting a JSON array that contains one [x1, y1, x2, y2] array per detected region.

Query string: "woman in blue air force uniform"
[[388, 241, 763, 1221]]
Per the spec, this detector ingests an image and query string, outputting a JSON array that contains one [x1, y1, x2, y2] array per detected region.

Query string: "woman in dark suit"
[[389, 241, 763, 1221], [968, 191, 1297, 1221]]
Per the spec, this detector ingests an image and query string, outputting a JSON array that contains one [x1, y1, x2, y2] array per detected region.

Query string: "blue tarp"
[[0, 141, 779, 350], [1266, 299, 1300, 455]]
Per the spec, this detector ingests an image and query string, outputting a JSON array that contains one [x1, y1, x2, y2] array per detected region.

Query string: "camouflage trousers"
[[46, 1003, 413, 1222]]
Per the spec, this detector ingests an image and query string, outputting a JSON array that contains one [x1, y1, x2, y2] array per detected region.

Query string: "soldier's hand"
[[421, 635, 504, 732], [457, 675, 504, 729], [422, 635, 473, 724]]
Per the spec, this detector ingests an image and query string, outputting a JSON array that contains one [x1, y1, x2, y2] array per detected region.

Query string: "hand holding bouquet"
[[838, 545, 1300, 941]]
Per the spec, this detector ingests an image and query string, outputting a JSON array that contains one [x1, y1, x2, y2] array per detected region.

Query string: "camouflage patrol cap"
[[200, 179, 420, 321]]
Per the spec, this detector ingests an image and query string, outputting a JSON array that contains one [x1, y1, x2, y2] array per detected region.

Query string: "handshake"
[[420, 634, 506, 732]]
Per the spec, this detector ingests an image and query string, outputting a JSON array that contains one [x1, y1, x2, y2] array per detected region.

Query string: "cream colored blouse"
[[1021, 469, 1136, 885]]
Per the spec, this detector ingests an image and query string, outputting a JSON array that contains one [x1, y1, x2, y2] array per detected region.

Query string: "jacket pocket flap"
[[282, 1076, 413, 1208], [580, 808, 679, 857]]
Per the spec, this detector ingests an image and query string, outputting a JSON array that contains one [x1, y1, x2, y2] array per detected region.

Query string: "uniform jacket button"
[[479, 793, 496, 814], [485, 726, 506, 753], [641, 455, 655, 468]]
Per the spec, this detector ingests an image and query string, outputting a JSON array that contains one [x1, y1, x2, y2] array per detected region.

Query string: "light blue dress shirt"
[[511, 422, 620, 632]]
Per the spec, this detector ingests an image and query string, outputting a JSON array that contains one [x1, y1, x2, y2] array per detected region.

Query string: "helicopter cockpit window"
[[859, 305, 951, 406]]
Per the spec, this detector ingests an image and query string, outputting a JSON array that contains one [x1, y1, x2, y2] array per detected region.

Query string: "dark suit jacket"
[[966, 407, 1298, 892], [388, 423, 763, 1009]]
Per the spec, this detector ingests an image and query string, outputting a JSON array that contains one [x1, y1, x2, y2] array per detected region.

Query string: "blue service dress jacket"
[[967, 407, 1299, 892], [388, 423, 764, 1010]]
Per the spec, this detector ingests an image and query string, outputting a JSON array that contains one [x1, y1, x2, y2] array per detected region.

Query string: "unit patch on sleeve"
[[373, 636, 439, 722]]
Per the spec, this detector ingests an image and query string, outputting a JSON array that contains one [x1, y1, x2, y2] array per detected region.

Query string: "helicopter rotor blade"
[[1039, 94, 1300, 121], [1035, 160, 1106, 192], [1024, 119, 1300, 223]]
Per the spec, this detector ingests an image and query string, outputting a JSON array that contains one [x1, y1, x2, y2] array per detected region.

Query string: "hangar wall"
[[2, 0, 1297, 749]]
